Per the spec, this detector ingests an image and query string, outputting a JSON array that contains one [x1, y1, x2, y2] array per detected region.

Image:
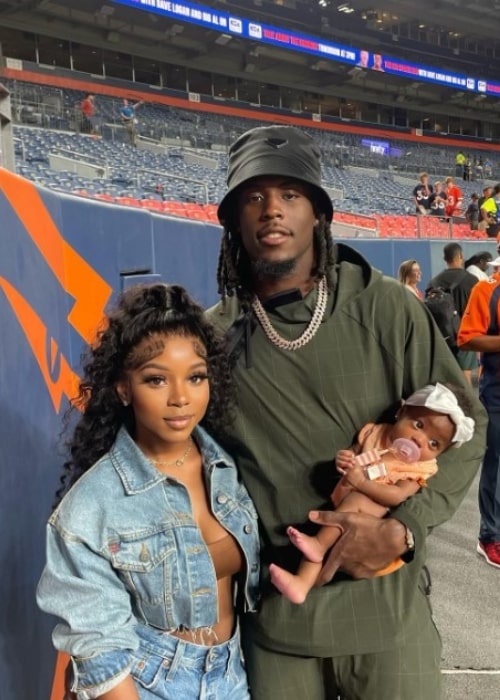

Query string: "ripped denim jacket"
[[37, 425, 260, 697]]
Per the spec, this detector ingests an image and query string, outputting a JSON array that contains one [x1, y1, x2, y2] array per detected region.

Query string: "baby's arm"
[[342, 466, 421, 507]]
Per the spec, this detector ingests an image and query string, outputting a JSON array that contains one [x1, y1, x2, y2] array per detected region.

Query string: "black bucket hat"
[[217, 125, 334, 223]]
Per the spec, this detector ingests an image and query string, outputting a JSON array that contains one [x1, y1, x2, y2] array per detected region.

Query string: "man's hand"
[[309, 510, 407, 583]]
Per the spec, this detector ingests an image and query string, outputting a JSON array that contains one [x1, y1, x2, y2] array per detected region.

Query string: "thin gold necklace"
[[148, 438, 193, 467]]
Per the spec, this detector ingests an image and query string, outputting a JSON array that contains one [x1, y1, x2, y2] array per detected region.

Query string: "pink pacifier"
[[391, 438, 420, 463]]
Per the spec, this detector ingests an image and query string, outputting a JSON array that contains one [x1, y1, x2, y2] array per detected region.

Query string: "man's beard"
[[250, 257, 296, 279]]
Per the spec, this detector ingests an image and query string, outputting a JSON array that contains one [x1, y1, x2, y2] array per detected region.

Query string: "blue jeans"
[[479, 409, 500, 543], [131, 623, 250, 699]]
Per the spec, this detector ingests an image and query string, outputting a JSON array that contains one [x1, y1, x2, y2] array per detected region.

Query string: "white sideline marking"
[[442, 669, 500, 675]]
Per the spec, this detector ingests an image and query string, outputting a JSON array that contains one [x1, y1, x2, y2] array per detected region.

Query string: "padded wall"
[[0, 167, 495, 700]]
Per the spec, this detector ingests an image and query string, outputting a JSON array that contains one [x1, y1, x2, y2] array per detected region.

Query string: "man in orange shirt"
[[458, 277, 500, 567]]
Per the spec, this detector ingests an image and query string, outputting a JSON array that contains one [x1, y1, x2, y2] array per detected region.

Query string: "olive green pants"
[[243, 616, 442, 700]]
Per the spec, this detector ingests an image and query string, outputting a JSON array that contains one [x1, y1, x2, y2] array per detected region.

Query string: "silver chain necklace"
[[251, 276, 328, 351]]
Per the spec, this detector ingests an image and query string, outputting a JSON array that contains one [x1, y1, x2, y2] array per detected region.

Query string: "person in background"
[[120, 98, 143, 146], [490, 255, 500, 278], [444, 176, 464, 218], [480, 183, 500, 238], [459, 276, 500, 568], [465, 193, 480, 230], [208, 124, 486, 700], [427, 242, 478, 384], [465, 251, 493, 281], [455, 150, 466, 178], [463, 156, 472, 182], [429, 180, 447, 218], [37, 283, 259, 700], [80, 93, 96, 135], [413, 172, 433, 215], [398, 259, 423, 299], [478, 186, 494, 232]]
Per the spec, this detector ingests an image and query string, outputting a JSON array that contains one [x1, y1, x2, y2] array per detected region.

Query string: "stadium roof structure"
[[0, 0, 499, 122]]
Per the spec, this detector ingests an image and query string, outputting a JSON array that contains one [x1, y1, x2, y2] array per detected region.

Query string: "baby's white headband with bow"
[[404, 383, 475, 447]]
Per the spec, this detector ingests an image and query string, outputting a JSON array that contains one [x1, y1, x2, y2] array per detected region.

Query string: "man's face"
[[236, 176, 319, 278]]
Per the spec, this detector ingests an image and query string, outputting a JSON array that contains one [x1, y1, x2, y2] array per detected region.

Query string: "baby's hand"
[[342, 464, 368, 489], [336, 449, 356, 474]]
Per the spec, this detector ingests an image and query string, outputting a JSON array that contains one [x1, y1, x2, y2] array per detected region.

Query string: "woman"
[[398, 259, 423, 299], [465, 251, 493, 281], [37, 283, 259, 699]]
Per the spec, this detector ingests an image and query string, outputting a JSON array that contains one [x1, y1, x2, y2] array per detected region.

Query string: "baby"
[[270, 383, 475, 604]]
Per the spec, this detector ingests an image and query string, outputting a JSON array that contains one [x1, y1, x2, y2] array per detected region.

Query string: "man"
[[455, 150, 465, 178], [444, 175, 463, 218], [428, 180, 447, 217], [478, 185, 493, 232], [80, 93, 95, 134], [465, 193, 480, 230], [120, 98, 142, 146], [480, 183, 500, 238], [458, 275, 500, 568], [413, 172, 433, 215], [426, 242, 478, 384], [208, 125, 486, 699]]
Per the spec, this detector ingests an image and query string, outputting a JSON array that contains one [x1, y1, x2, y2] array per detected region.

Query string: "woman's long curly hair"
[[216, 188, 336, 312], [55, 283, 235, 506]]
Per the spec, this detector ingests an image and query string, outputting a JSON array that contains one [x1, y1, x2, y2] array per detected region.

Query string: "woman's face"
[[116, 333, 210, 453], [408, 263, 421, 285]]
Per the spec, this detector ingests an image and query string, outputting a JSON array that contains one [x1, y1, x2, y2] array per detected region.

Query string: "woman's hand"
[[308, 511, 407, 583]]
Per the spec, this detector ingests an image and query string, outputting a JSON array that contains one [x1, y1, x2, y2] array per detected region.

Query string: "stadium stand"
[[7, 80, 497, 240]]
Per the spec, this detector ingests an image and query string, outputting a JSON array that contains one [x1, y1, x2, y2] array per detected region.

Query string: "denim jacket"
[[37, 426, 260, 699]]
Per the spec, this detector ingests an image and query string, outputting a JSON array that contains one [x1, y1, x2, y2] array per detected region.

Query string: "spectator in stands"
[[426, 242, 478, 384], [444, 176, 464, 218], [413, 172, 433, 215], [455, 150, 466, 178], [429, 181, 447, 218], [398, 259, 423, 299], [79, 93, 96, 135], [484, 158, 493, 178], [458, 276, 500, 568], [465, 193, 480, 230], [209, 124, 485, 699], [474, 156, 484, 180], [37, 283, 259, 699], [120, 98, 143, 146], [465, 251, 493, 281], [480, 184, 500, 238], [463, 156, 472, 182]]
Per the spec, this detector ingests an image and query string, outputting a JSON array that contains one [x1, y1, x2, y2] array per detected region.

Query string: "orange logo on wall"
[[0, 169, 113, 699], [0, 169, 112, 411]]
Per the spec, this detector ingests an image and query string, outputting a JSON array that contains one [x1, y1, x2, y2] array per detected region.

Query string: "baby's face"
[[390, 406, 455, 461]]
